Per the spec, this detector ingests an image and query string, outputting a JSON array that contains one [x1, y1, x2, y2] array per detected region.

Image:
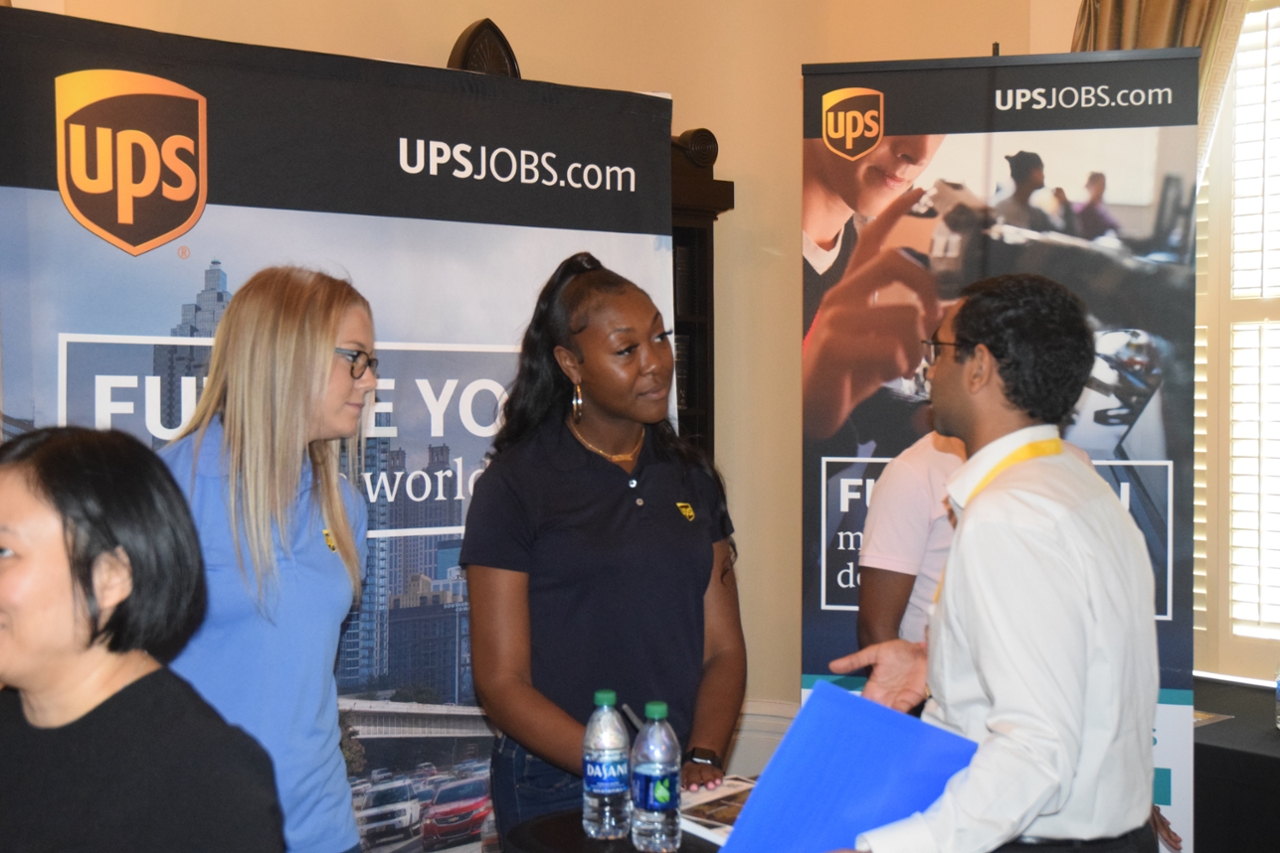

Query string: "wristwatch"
[[682, 748, 722, 770]]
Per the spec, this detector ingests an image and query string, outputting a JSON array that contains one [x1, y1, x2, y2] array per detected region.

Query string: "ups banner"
[[801, 49, 1197, 847], [0, 7, 672, 830]]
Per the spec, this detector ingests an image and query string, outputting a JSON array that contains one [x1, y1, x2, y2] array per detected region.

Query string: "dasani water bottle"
[[630, 700, 681, 852], [582, 689, 631, 839]]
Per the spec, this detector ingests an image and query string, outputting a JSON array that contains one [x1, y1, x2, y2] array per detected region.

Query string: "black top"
[[803, 215, 858, 334], [0, 667, 285, 853], [462, 419, 732, 746]]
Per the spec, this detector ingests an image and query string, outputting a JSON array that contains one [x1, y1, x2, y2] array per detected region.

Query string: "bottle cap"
[[594, 689, 617, 707], [645, 701, 668, 720]]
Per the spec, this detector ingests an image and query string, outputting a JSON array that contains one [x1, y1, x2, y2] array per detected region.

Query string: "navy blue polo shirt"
[[462, 417, 732, 747]]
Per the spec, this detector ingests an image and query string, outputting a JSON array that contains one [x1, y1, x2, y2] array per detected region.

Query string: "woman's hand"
[[682, 541, 747, 791], [803, 188, 942, 440], [467, 564, 587, 774], [681, 761, 723, 792]]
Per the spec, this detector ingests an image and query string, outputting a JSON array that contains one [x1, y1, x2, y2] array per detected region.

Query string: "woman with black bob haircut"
[[0, 427, 284, 852], [463, 252, 747, 839]]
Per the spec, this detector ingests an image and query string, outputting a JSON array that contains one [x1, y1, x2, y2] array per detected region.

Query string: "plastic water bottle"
[[1275, 663, 1280, 730], [630, 701, 681, 852], [583, 689, 631, 839]]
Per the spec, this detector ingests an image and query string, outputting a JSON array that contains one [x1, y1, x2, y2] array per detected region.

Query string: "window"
[[1197, 5, 1280, 675]]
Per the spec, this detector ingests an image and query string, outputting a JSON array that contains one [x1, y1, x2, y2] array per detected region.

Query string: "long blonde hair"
[[176, 266, 368, 599]]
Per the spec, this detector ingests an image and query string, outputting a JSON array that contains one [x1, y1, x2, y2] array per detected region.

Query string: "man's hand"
[[829, 639, 928, 713], [1152, 804, 1181, 851]]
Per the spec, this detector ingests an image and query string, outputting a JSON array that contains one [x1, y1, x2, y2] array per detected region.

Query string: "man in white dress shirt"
[[832, 274, 1160, 853]]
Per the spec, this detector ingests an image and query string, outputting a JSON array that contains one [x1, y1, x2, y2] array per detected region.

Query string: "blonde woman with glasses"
[[162, 267, 377, 853]]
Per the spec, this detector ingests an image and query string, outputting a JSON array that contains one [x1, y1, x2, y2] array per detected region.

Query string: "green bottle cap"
[[594, 689, 617, 707], [645, 701, 668, 720]]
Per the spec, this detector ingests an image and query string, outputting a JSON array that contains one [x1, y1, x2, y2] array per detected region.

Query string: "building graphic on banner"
[[337, 433, 473, 704], [150, 260, 229, 445]]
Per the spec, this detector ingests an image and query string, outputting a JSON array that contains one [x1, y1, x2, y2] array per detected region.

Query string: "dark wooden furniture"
[[671, 129, 734, 459], [447, 18, 520, 77], [507, 809, 720, 853], [1193, 676, 1280, 852]]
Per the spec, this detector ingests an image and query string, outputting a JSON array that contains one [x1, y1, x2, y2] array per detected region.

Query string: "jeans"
[[490, 735, 583, 842]]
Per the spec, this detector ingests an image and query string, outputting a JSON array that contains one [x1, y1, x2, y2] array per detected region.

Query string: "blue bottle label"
[[584, 755, 629, 795], [631, 769, 680, 811]]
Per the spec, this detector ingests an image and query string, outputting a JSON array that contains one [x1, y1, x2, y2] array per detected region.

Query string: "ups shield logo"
[[821, 87, 883, 163], [56, 70, 207, 256]]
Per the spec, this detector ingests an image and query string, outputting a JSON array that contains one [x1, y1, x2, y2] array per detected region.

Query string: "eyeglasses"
[[921, 339, 967, 366], [335, 347, 378, 379]]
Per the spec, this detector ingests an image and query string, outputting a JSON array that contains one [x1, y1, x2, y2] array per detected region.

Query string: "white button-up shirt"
[[859, 424, 1159, 853]]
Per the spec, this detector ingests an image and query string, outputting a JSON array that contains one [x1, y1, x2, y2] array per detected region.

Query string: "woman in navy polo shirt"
[[463, 253, 747, 838]]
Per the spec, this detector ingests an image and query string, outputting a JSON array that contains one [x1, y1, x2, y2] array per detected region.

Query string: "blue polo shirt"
[[461, 418, 732, 747], [163, 420, 365, 853]]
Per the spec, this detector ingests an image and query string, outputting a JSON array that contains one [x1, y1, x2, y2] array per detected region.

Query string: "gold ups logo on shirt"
[[55, 70, 208, 256], [821, 87, 883, 163]]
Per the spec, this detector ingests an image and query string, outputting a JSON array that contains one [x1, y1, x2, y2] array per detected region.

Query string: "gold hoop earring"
[[572, 384, 584, 422]]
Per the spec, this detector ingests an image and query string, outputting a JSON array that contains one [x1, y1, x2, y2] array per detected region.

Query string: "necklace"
[[568, 420, 645, 463]]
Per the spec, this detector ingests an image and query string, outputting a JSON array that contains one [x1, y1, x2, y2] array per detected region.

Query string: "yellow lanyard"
[[932, 437, 1063, 604], [963, 437, 1062, 504]]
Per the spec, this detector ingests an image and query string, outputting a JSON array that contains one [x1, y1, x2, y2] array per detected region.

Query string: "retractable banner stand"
[[0, 6, 671, 827], [801, 49, 1198, 846]]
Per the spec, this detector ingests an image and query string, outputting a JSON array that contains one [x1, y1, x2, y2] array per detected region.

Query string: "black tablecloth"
[[1193, 677, 1280, 853], [507, 686, 1280, 853], [506, 810, 719, 853]]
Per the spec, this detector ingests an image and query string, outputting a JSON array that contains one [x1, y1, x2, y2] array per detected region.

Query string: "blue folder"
[[722, 680, 978, 853]]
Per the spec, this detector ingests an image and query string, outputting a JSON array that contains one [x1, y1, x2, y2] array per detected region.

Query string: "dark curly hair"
[[952, 274, 1095, 427], [492, 252, 734, 548]]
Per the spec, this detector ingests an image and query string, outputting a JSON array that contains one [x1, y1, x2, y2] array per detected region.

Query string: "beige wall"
[[43, 0, 1079, 704]]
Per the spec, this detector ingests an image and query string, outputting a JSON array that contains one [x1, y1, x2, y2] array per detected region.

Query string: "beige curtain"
[[1072, 0, 1248, 183]]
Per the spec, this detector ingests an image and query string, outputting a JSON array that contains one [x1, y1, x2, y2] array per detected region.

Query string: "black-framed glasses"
[[335, 347, 378, 379], [921, 339, 966, 366]]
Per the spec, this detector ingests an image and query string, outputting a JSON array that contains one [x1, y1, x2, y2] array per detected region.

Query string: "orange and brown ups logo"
[[56, 70, 207, 256], [821, 87, 883, 163]]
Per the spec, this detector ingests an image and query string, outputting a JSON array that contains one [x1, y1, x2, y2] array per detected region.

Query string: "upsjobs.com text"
[[398, 138, 637, 192], [995, 85, 1173, 111]]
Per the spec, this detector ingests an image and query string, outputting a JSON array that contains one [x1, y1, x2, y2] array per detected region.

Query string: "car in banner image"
[[420, 777, 492, 850], [356, 780, 421, 843], [452, 758, 490, 779], [479, 812, 501, 853], [414, 774, 454, 810]]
